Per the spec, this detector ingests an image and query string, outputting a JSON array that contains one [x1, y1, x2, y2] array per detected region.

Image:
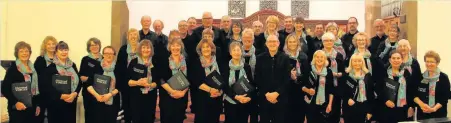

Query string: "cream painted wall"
[[1, 1, 7, 78], [127, 0, 365, 35], [0, 1, 112, 78]]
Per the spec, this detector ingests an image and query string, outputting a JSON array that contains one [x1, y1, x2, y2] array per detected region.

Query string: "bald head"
[[202, 12, 213, 28], [141, 15, 152, 30]]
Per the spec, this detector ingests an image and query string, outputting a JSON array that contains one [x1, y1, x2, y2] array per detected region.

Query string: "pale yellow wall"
[[0, 1, 112, 78], [418, 1, 451, 74]]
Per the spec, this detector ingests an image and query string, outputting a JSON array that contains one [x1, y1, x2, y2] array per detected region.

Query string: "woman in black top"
[[34, 36, 57, 122], [79, 37, 102, 123], [283, 34, 309, 123], [86, 46, 120, 123], [223, 42, 255, 123], [126, 39, 158, 123], [193, 39, 223, 123], [41, 41, 81, 123], [2, 42, 41, 123], [302, 50, 334, 123], [159, 38, 189, 123], [223, 21, 244, 62], [379, 50, 415, 123], [414, 50, 450, 120], [321, 32, 344, 123], [241, 28, 259, 123], [397, 39, 422, 86], [377, 24, 401, 67], [114, 28, 140, 123], [342, 54, 375, 123]]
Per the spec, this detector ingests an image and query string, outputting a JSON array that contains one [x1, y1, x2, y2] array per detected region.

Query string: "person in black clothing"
[[254, 35, 291, 123], [326, 22, 346, 59], [283, 34, 310, 123], [79, 38, 102, 123], [278, 16, 294, 47], [223, 42, 255, 123], [34, 36, 58, 123], [187, 17, 197, 36], [397, 39, 422, 84], [376, 24, 401, 67], [241, 28, 259, 123], [379, 50, 416, 123], [254, 15, 283, 55], [41, 41, 81, 123], [252, 21, 263, 39], [223, 20, 244, 62], [2, 42, 41, 123], [219, 15, 232, 38], [306, 23, 324, 61], [114, 28, 140, 123], [192, 12, 224, 51], [86, 46, 120, 123], [293, 16, 308, 54], [302, 50, 334, 123], [159, 38, 190, 123], [321, 32, 345, 123], [369, 19, 387, 55], [414, 50, 450, 120], [193, 39, 223, 123], [342, 54, 375, 123], [139, 15, 156, 41], [126, 39, 158, 123], [341, 17, 360, 59]]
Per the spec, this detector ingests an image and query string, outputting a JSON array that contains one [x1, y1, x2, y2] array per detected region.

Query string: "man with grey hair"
[[252, 21, 263, 38], [369, 19, 387, 54], [139, 15, 156, 41], [220, 15, 232, 35], [193, 12, 224, 50]]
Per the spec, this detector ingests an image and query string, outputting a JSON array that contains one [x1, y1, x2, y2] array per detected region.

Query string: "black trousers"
[[94, 103, 118, 123], [8, 106, 37, 123], [287, 83, 306, 123], [47, 99, 77, 123], [36, 102, 47, 123], [121, 89, 131, 123], [259, 95, 287, 123], [249, 95, 259, 123], [129, 89, 157, 123], [306, 103, 328, 123], [224, 100, 251, 123], [343, 101, 369, 123], [328, 95, 341, 123], [83, 89, 96, 123], [381, 106, 410, 123], [194, 91, 223, 123], [159, 89, 188, 123]]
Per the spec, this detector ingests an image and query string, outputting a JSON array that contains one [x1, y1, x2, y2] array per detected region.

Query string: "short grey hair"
[[373, 19, 385, 25], [321, 32, 336, 41], [196, 39, 216, 56], [136, 39, 154, 58], [252, 21, 263, 26], [14, 41, 32, 59], [86, 37, 101, 53], [229, 41, 243, 55], [241, 28, 254, 39]]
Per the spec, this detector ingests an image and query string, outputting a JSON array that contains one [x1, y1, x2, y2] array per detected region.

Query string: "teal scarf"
[[244, 46, 256, 75], [353, 49, 373, 74], [88, 53, 102, 62], [126, 44, 137, 67], [379, 39, 398, 59], [200, 56, 220, 76], [387, 66, 407, 107], [325, 49, 338, 86], [101, 59, 116, 105], [284, 49, 302, 76], [169, 55, 187, 75], [137, 56, 154, 94], [224, 59, 247, 104], [54, 58, 79, 92], [349, 70, 367, 102], [15, 60, 40, 96], [334, 39, 346, 59], [311, 65, 327, 105], [404, 54, 414, 74], [44, 53, 53, 66], [421, 68, 441, 107]]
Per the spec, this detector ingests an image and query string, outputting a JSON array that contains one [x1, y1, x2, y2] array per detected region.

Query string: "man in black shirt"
[[193, 12, 224, 50], [139, 15, 156, 41], [306, 23, 324, 61], [187, 17, 197, 36], [278, 16, 294, 47], [252, 21, 263, 38], [341, 17, 359, 59], [219, 15, 232, 37], [369, 19, 387, 55]]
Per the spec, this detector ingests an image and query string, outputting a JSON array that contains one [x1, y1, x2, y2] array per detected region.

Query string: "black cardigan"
[[79, 56, 103, 95], [306, 35, 323, 62], [254, 52, 291, 96], [1, 62, 41, 108], [115, 45, 130, 92], [377, 69, 416, 108], [223, 64, 255, 103], [416, 72, 450, 117], [342, 73, 375, 113], [286, 51, 310, 85], [126, 58, 157, 94], [40, 63, 81, 101], [34, 56, 50, 76], [303, 68, 335, 106]]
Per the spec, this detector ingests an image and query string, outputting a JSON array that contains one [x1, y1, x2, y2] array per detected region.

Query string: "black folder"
[[93, 74, 111, 95], [232, 76, 255, 95], [205, 70, 224, 89], [11, 82, 32, 107], [384, 78, 400, 102], [52, 75, 72, 94], [168, 71, 190, 90], [346, 78, 359, 99], [417, 83, 429, 104], [131, 64, 147, 81]]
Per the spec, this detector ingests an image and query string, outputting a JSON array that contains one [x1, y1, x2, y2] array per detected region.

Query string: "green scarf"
[[15, 60, 40, 96], [101, 59, 116, 105], [421, 68, 441, 107], [54, 57, 79, 92]]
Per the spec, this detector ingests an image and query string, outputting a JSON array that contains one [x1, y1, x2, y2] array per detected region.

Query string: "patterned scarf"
[[334, 39, 346, 59], [200, 56, 220, 76], [101, 59, 116, 105], [403, 54, 414, 74], [387, 66, 407, 107], [88, 53, 102, 62], [349, 70, 367, 102], [137, 56, 154, 94], [224, 59, 247, 104], [379, 39, 398, 59], [15, 60, 40, 95], [311, 65, 328, 105], [354, 49, 373, 74], [44, 53, 53, 66], [169, 55, 187, 75], [421, 68, 441, 107], [244, 46, 256, 75], [284, 49, 301, 76], [126, 44, 138, 67], [325, 49, 339, 86], [54, 57, 79, 92]]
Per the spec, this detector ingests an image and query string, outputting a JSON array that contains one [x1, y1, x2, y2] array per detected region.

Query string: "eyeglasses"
[[103, 53, 115, 56]]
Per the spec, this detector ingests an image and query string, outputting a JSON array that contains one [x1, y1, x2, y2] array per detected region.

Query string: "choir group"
[[2, 11, 450, 123]]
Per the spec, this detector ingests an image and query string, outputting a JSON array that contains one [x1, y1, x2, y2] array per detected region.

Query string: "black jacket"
[[115, 45, 131, 92], [254, 52, 291, 96], [377, 69, 416, 108], [303, 68, 334, 106], [341, 31, 359, 58], [223, 64, 255, 103], [306, 35, 323, 62], [342, 72, 375, 113], [369, 34, 387, 55], [79, 56, 103, 96], [416, 72, 450, 118], [40, 63, 81, 102]]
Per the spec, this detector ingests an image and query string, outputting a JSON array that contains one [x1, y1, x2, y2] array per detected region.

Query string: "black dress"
[[254, 52, 291, 123], [223, 64, 255, 123], [304, 68, 334, 123], [126, 58, 157, 123], [416, 72, 450, 120], [114, 44, 132, 122], [41, 63, 81, 123], [285, 51, 310, 123], [78, 56, 102, 123], [34, 56, 51, 123], [243, 50, 259, 123], [1, 62, 41, 123], [342, 73, 375, 123]]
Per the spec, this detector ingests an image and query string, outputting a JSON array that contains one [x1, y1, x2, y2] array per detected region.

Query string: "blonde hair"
[[311, 50, 329, 67], [325, 22, 338, 32], [283, 33, 301, 52], [168, 29, 181, 41], [127, 28, 140, 41], [196, 38, 216, 56], [345, 54, 369, 74], [352, 32, 371, 48], [40, 36, 57, 56], [266, 15, 280, 26], [167, 38, 185, 54]]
